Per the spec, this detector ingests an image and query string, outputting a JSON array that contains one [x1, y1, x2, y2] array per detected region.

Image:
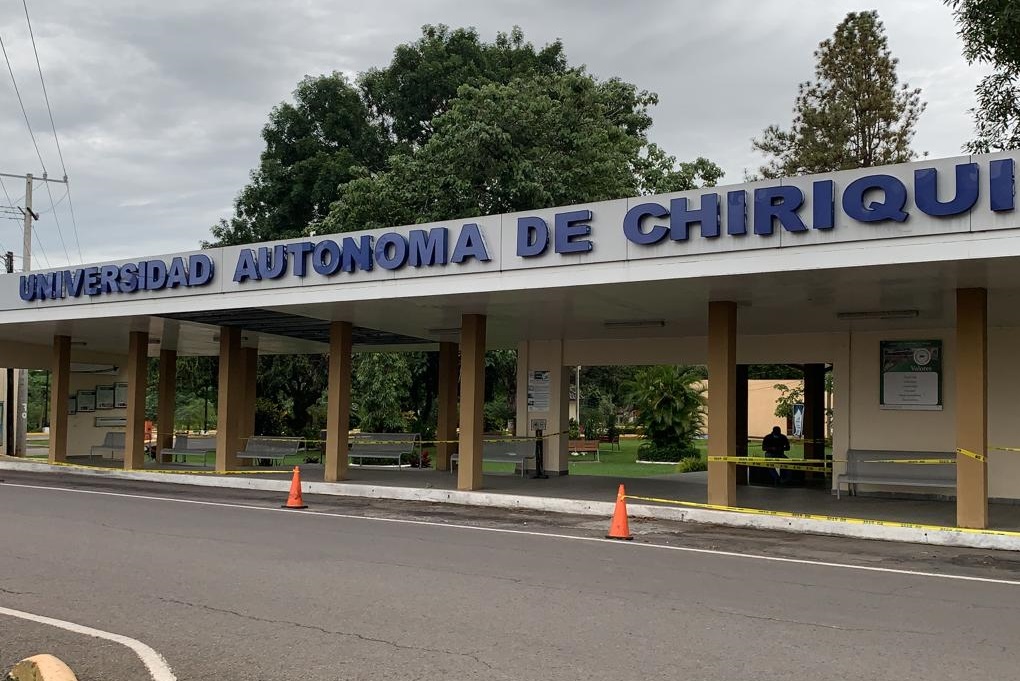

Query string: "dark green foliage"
[[947, 0, 1020, 151], [625, 366, 705, 462]]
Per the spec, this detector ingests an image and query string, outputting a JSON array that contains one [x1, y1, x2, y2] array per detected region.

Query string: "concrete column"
[[215, 327, 244, 471], [956, 288, 988, 529], [735, 364, 749, 486], [239, 346, 258, 441], [803, 363, 826, 460], [324, 321, 353, 482], [435, 341, 458, 471], [124, 330, 149, 470], [156, 348, 177, 463], [47, 335, 70, 464], [517, 340, 568, 474], [457, 314, 486, 491], [707, 301, 737, 506]]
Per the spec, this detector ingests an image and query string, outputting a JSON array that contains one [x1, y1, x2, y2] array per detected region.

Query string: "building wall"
[[66, 365, 131, 456]]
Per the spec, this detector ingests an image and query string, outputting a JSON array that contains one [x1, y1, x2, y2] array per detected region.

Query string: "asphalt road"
[[1, 471, 1019, 681]]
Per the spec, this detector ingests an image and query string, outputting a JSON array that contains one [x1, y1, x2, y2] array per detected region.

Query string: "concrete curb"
[[7, 654, 78, 681], [2, 459, 1018, 551]]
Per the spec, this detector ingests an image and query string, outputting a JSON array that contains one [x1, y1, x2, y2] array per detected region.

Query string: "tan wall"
[[67, 366, 131, 456], [701, 379, 805, 439]]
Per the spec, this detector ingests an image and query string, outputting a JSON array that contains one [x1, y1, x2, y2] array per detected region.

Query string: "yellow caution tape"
[[865, 459, 957, 465], [622, 494, 1020, 538], [45, 461, 290, 475], [993, 446, 1020, 453], [707, 456, 830, 473], [956, 448, 988, 463]]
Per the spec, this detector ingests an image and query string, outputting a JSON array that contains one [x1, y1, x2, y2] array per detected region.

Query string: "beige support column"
[[215, 327, 244, 471], [435, 341, 458, 471], [47, 335, 70, 464], [324, 321, 353, 482], [457, 314, 486, 491], [156, 348, 177, 463], [707, 301, 737, 506], [956, 288, 988, 529], [239, 346, 258, 441], [124, 330, 149, 470]]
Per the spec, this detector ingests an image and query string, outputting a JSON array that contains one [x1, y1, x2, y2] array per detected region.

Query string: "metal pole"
[[575, 365, 581, 434], [15, 175, 32, 456], [4, 251, 12, 455]]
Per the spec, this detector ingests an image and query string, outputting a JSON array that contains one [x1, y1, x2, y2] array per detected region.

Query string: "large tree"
[[209, 74, 387, 246], [946, 0, 1020, 152], [752, 10, 925, 178]]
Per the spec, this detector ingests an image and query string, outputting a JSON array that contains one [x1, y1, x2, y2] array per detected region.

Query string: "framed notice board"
[[880, 340, 943, 410]]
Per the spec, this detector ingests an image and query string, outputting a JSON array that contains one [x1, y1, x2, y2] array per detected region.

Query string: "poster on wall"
[[527, 370, 551, 412], [68, 396, 76, 415], [114, 383, 129, 408], [880, 340, 943, 410], [96, 385, 115, 410], [792, 404, 805, 437], [77, 389, 96, 413]]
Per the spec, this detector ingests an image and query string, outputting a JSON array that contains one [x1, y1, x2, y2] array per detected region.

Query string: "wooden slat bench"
[[568, 439, 601, 462], [598, 434, 621, 450], [836, 449, 956, 499], [451, 439, 537, 477]]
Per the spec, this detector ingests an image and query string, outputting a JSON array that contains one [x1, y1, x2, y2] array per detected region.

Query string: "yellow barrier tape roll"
[[707, 456, 830, 472], [622, 494, 1020, 537], [956, 448, 988, 462], [708, 456, 829, 465]]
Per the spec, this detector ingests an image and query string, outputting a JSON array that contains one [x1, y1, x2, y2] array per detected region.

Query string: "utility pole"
[[0, 171, 67, 456], [4, 251, 13, 455], [15, 175, 33, 455]]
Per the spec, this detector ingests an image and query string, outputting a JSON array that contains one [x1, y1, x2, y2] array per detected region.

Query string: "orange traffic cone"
[[282, 466, 308, 509], [606, 483, 632, 540]]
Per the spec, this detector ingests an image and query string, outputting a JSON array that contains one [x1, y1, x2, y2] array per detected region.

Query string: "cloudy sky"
[[0, 0, 989, 268]]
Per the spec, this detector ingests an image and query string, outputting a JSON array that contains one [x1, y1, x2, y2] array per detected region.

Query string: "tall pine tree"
[[753, 11, 925, 178]]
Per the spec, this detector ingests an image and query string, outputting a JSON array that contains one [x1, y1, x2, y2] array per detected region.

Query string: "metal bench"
[[568, 439, 601, 462], [451, 439, 537, 477], [163, 434, 217, 467], [89, 431, 125, 462], [836, 449, 956, 499], [349, 433, 421, 467], [236, 436, 303, 467]]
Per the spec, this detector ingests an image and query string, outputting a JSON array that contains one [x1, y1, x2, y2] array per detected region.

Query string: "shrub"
[[637, 441, 700, 462]]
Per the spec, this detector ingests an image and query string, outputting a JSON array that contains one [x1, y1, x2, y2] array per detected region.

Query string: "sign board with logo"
[[880, 340, 943, 410]]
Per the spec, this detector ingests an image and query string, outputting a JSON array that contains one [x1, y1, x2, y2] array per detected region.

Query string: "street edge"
[[1, 459, 1017, 552]]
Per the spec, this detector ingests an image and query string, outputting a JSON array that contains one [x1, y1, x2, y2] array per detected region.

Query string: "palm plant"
[[625, 366, 706, 461]]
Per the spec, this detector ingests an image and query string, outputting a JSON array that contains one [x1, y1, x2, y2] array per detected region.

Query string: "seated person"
[[762, 426, 791, 484]]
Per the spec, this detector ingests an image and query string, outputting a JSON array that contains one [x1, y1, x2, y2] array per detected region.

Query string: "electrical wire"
[[23, 0, 82, 264], [0, 31, 47, 175]]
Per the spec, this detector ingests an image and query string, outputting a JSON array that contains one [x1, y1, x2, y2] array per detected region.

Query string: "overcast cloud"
[[0, 0, 990, 267]]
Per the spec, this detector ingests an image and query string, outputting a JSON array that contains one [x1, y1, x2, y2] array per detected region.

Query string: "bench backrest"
[[174, 434, 217, 451], [243, 436, 302, 455], [568, 439, 599, 450], [350, 433, 420, 455], [101, 431, 125, 448], [482, 439, 536, 457], [846, 449, 956, 485]]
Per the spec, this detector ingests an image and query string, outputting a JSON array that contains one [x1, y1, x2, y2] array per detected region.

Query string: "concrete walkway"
[[5, 455, 1020, 550]]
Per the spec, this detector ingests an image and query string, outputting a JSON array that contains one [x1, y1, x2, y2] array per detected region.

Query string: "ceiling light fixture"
[[603, 319, 666, 329], [836, 309, 919, 321]]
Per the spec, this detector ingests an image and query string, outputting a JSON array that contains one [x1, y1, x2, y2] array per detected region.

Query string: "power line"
[[0, 176, 12, 207], [41, 179, 70, 264], [0, 30, 47, 175], [30, 223, 50, 269], [23, 0, 82, 263]]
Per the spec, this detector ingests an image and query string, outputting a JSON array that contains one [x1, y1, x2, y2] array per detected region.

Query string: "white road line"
[[5, 481, 1020, 587], [0, 605, 176, 681]]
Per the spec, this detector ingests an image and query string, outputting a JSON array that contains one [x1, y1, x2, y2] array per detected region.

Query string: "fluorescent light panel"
[[604, 319, 666, 329], [836, 309, 919, 321]]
